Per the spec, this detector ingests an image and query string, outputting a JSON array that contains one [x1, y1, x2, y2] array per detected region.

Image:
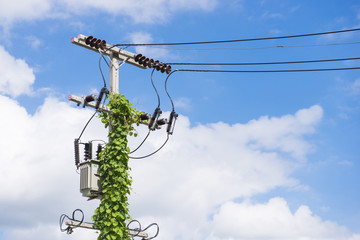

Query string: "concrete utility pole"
[[66, 34, 153, 238], [69, 34, 146, 104]]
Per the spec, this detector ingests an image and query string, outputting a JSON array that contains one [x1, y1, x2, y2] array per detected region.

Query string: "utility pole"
[[65, 34, 157, 239], [69, 34, 146, 105]]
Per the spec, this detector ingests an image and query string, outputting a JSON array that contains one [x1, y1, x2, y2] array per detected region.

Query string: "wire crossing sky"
[[0, 1, 359, 240], [116, 27, 360, 46]]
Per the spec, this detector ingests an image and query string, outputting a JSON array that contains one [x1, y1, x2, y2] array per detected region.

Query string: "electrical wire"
[[165, 70, 179, 111], [135, 41, 360, 51], [167, 57, 360, 66], [59, 209, 84, 234], [129, 134, 169, 159], [130, 130, 151, 154], [114, 28, 360, 46], [78, 111, 97, 140], [77, 93, 107, 141], [176, 66, 360, 73], [151, 68, 161, 108], [127, 220, 160, 240]]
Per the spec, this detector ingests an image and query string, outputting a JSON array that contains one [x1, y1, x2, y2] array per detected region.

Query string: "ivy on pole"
[[92, 93, 142, 240]]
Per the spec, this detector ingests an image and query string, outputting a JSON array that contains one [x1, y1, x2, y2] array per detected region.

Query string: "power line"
[[116, 28, 360, 46], [140, 41, 360, 51], [167, 57, 360, 66], [176, 66, 360, 73]]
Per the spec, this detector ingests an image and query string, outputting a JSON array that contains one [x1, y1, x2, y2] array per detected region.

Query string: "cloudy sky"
[[0, 0, 359, 239]]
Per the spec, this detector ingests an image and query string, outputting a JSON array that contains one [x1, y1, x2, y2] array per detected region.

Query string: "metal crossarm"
[[71, 34, 146, 69], [66, 220, 149, 239], [68, 94, 110, 112]]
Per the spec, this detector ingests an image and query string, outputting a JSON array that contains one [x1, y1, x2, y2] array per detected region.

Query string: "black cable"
[[129, 134, 170, 159], [138, 41, 360, 51], [127, 220, 159, 240], [130, 130, 151, 154], [167, 57, 360, 66], [165, 70, 179, 111], [59, 209, 84, 234], [78, 111, 97, 140], [114, 28, 360, 46], [98, 54, 109, 88], [176, 66, 360, 73], [151, 68, 161, 108], [77, 92, 107, 141]]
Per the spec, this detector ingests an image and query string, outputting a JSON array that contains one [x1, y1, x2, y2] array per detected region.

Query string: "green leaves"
[[93, 93, 142, 240]]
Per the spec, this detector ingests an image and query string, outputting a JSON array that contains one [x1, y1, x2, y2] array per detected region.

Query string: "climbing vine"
[[92, 93, 142, 240]]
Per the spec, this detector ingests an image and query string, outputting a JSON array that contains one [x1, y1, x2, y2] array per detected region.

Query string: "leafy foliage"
[[92, 93, 142, 240]]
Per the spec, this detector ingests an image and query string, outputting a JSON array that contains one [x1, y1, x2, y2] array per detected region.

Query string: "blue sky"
[[0, 0, 359, 239]]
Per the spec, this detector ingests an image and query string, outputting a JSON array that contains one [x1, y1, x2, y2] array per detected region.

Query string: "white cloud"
[[26, 36, 42, 50], [0, 46, 35, 97], [1, 95, 357, 240], [210, 198, 353, 240], [174, 97, 191, 110], [0, 0, 51, 26], [349, 78, 360, 95], [0, 0, 218, 27], [128, 32, 171, 60]]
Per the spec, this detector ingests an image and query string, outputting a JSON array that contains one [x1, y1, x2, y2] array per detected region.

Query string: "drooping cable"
[[133, 41, 360, 51], [59, 209, 84, 234], [165, 70, 179, 111], [176, 66, 360, 73], [78, 111, 97, 140], [129, 134, 169, 159], [114, 28, 360, 46], [77, 92, 107, 142], [127, 220, 160, 240], [129, 130, 151, 154], [167, 57, 360, 66], [151, 68, 161, 108]]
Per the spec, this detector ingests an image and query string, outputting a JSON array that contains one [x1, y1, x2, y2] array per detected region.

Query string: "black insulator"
[[138, 56, 146, 64], [84, 142, 93, 161], [140, 113, 151, 121], [156, 62, 163, 71], [160, 64, 167, 73], [85, 36, 93, 45], [149, 107, 161, 130], [148, 59, 154, 68], [85, 94, 97, 103], [95, 87, 109, 110], [153, 60, 160, 69], [96, 144, 102, 160], [74, 138, 80, 168], [100, 40, 106, 50], [94, 39, 102, 49], [167, 111, 178, 134], [90, 38, 98, 47], [143, 58, 150, 67], [156, 118, 167, 126], [135, 54, 142, 62], [166, 65, 172, 74]]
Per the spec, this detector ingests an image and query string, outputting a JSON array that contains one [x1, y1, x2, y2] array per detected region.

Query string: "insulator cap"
[[148, 59, 154, 68], [94, 39, 101, 49], [139, 56, 146, 64], [143, 58, 150, 67], [90, 38, 98, 47], [160, 64, 167, 73], [85, 94, 97, 103], [135, 54, 142, 62], [165, 65, 172, 74], [156, 118, 167, 126], [85, 36, 93, 45], [140, 113, 151, 121], [100, 40, 106, 50]]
